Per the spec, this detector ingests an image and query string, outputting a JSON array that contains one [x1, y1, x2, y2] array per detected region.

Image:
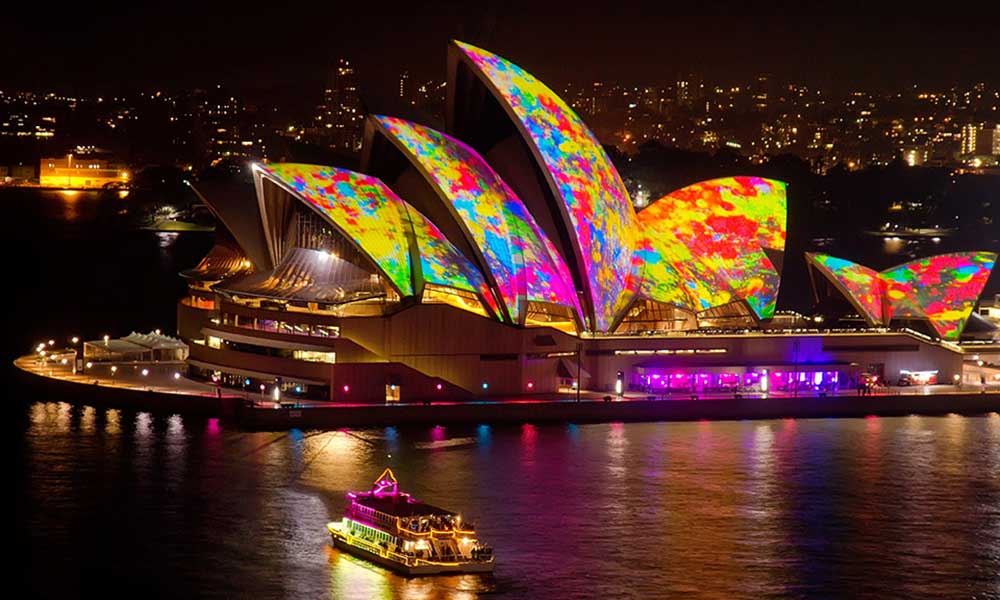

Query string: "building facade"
[[39, 154, 128, 188]]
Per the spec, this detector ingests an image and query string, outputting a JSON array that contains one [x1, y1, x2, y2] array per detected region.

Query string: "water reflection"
[[16, 404, 1000, 598], [156, 231, 179, 248]]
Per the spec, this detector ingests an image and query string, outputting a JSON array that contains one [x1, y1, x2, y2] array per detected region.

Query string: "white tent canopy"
[[84, 331, 189, 362]]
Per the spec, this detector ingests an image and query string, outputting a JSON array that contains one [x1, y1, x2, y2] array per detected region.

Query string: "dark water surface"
[[7, 189, 1000, 598], [15, 408, 1000, 598]]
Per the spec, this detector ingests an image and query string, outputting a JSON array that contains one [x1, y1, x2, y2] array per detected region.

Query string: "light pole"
[[576, 342, 583, 402], [792, 340, 800, 399], [70, 336, 81, 373]]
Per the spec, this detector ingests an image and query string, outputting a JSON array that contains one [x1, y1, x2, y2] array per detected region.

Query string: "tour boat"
[[327, 468, 495, 575]]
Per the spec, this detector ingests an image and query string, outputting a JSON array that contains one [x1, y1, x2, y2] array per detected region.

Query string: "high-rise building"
[[676, 79, 691, 108], [961, 124, 978, 155], [181, 85, 250, 166], [314, 59, 363, 152], [753, 74, 770, 113], [993, 125, 1000, 156], [399, 71, 411, 103]]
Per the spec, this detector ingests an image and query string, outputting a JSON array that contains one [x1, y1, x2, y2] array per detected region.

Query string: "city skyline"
[[4, 5, 1000, 105]]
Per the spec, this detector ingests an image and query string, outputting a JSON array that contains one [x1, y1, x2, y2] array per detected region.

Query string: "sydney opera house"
[[177, 41, 997, 402]]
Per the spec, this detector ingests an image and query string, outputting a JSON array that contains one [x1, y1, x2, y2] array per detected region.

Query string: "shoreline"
[[14, 355, 1000, 429]]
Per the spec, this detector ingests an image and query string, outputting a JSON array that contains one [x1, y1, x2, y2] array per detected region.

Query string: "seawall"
[[237, 394, 1000, 430]]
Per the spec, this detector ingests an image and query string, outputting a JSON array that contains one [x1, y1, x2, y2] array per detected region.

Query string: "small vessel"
[[327, 468, 495, 575]]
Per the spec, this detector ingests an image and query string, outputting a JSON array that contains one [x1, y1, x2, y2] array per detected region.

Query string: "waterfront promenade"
[[14, 353, 1000, 429]]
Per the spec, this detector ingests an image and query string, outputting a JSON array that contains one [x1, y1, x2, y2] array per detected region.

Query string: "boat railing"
[[340, 526, 493, 567]]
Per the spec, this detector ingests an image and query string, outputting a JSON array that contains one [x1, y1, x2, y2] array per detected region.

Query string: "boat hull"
[[330, 533, 495, 576]]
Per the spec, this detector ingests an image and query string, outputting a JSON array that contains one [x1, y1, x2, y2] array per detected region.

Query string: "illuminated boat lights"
[[326, 468, 494, 575]]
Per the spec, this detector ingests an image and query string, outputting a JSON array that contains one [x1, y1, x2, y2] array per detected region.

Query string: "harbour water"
[[14, 407, 1000, 598], [7, 188, 1000, 598]]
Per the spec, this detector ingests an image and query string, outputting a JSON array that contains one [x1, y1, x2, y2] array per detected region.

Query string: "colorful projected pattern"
[[455, 41, 637, 332], [255, 163, 414, 296], [401, 203, 500, 318], [808, 252, 997, 340], [807, 254, 885, 324], [373, 115, 582, 325], [881, 252, 996, 339], [636, 177, 787, 319]]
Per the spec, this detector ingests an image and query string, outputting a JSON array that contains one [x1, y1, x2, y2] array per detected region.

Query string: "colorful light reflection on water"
[[15, 403, 1000, 599]]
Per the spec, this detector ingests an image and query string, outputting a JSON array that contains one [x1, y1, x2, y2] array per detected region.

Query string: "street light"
[[110, 365, 118, 376], [71, 336, 79, 344], [141, 368, 149, 376]]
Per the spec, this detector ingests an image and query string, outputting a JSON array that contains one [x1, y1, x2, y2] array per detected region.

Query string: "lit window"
[[293, 350, 336, 364]]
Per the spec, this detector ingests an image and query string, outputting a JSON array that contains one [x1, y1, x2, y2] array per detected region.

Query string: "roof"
[[400, 201, 500, 318], [807, 254, 885, 324], [451, 40, 638, 332], [253, 163, 415, 297], [215, 247, 385, 305], [85, 331, 188, 353], [356, 494, 454, 518], [252, 162, 500, 318], [635, 177, 787, 320], [188, 180, 272, 270], [807, 251, 998, 340], [180, 241, 252, 282], [371, 115, 581, 326], [121, 331, 188, 350]]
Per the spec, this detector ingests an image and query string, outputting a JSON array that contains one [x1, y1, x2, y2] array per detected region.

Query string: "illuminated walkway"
[[14, 354, 996, 407], [14, 355, 239, 398]]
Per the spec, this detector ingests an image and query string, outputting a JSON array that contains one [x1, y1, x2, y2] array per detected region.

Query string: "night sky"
[[4, 2, 999, 108]]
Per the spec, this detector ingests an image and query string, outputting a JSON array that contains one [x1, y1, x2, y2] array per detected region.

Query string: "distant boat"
[[140, 219, 214, 232], [327, 468, 495, 575], [414, 437, 476, 450]]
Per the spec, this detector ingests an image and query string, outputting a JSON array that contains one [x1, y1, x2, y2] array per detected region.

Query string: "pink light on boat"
[[371, 468, 400, 497]]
